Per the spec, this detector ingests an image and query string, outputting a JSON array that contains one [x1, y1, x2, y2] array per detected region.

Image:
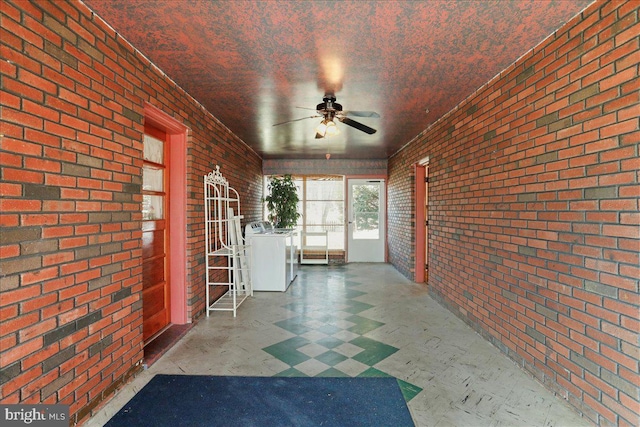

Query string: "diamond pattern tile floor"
[[84, 264, 588, 427], [263, 268, 410, 391]]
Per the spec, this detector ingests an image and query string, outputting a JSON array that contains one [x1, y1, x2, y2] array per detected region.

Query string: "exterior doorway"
[[142, 124, 170, 342], [415, 158, 429, 283], [347, 179, 386, 262], [142, 103, 189, 351]]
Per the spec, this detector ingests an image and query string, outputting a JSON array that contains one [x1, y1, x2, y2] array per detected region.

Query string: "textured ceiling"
[[84, 0, 592, 160]]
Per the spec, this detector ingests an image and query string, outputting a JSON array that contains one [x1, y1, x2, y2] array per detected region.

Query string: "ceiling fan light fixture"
[[315, 119, 339, 138], [315, 120, 328, 137], [325, 120, 339, 137], [276, 95, 378, 138]]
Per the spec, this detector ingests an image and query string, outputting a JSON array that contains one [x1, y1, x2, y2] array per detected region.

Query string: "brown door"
[[142, 124, 170, 342]]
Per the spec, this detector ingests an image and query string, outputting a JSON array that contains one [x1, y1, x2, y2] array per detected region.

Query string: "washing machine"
[[245, 221, 297, 291]]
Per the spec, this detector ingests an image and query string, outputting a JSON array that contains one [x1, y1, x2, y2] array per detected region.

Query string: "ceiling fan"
[[273, 94, 380, 139]]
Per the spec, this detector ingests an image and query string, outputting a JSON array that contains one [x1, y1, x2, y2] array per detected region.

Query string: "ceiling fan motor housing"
[[318, 95, 343, 113]]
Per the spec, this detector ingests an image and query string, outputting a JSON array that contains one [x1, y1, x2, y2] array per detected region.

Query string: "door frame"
[[144, 103, 189, 324], [345, 175, 387, 262], [414, 157, 429, 283]]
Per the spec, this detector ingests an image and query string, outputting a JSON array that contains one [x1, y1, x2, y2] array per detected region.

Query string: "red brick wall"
[[0, 0, 262, 423], [388, 1, 639, 425]]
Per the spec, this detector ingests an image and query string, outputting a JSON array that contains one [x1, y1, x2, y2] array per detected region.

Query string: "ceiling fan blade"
[[343, 110, 380, 118], [338, 117, 377, 134], [272, 115, 319, 126], [315, 132, 324, 139]]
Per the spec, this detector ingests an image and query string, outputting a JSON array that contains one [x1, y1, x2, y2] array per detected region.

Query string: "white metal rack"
[[204, 166, 251, 316], [300, 231, 329, 264]]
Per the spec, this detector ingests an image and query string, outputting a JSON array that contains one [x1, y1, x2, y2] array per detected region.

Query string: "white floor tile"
[[83, 264, 588, 427]]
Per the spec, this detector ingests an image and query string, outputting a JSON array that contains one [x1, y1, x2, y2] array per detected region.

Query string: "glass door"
[[347, 179, 385, 262]]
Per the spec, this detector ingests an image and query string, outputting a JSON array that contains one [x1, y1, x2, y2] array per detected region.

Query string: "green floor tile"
[[264, 350, 309, 366], [345, 314, 385, 334], [343, 301, 374, 314], [356, 369, 422, 402], [357, 367, 392, 378], [315, 336, 345, 349], [274, 318, 312, 335], [315, 367, 350, 378], [349, 336, 399, 366], [343, 289, 367, 299], [314, 314, 338, 323], [274, 368, 308, 377], [315, 350, 348, 366], [397, 379, 423, 402], [281, 302, 307, 313], [262, 336, 311, 366], [316, 324, 342, 335]]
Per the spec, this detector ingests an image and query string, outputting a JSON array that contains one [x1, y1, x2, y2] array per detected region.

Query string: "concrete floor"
[[85, 263, 590, 426]]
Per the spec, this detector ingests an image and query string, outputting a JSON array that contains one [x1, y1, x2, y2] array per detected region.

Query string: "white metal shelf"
[[300, 231, 329, 265], [204, 166, 252, 317]]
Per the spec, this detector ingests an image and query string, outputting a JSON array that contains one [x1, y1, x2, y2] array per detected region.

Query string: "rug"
[[106, 374, 414, 426]]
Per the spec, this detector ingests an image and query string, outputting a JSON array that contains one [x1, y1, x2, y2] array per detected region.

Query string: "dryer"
[[245, 221, 297, 291]]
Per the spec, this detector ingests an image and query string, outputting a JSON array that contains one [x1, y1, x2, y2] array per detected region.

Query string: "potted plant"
[[265, 175, 300, 229]]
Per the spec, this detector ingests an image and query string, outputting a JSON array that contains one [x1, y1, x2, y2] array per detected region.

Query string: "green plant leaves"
[[265, 175, 301, 229]]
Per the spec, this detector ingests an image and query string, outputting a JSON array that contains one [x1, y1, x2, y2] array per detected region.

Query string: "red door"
[[142, 124, 170, 342]]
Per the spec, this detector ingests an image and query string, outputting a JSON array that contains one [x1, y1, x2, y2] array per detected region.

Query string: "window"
[[142, 133, 166, 221], [264, 175, 344, 250], [351, 183, 380, 239]]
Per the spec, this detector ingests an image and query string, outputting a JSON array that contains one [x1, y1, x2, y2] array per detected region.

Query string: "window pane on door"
[[143, 134, 164, 163], [353, 184, 379, 240], [142, 195, 164, 220], [143, 166, 164, 192]]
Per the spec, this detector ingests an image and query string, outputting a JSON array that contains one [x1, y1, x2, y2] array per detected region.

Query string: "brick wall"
[[388, 1, 639, 425], [0, 0, 262, 424], [387, 161, 416, 279]]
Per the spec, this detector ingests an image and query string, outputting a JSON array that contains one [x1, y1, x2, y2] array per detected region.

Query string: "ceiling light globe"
[[315, 121, 328, 137], [325, 121, 339, 137]]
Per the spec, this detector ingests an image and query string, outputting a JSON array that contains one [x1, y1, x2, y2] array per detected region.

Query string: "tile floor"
[[85, 264, 590, 426]]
